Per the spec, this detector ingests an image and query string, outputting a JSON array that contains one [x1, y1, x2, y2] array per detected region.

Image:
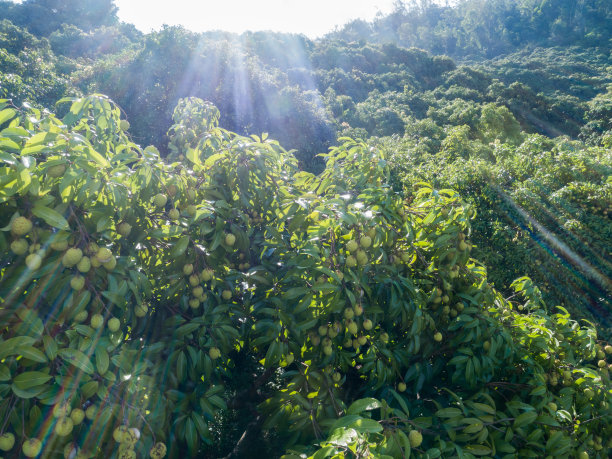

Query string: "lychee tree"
[[0, 96, 610, 459]]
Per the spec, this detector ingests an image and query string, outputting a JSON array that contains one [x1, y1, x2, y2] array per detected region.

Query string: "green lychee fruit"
[[10, 238, 28, 255], [221, 290, 232, 301], [434, 332, 442, 342], [150, 442, 167, 459], [70, 408, 85, 425], [108, 318, 120, 332], [225, 233, 236, 247], [183, 264, 194, 276], [408, 430, 422, 447], [117, 222, 132, 236], [0, 432, 15, 451], [153, 194, 167, 208], [363, 319, 373, 330], [22, 438, 42, 458], [360, 236, 372, 248], [90, 314, 104, 329], [25, 253, 42, 270], [70, 275, 85, 291], [398, 382, 407, 392], [62, 248, 83, 268], [345, 255, 357, 267], [209, 347, 221, 360], [95, 247, 113, 263], [77, 256, 91, 273], [11, 216, 33, 236], [168, 209, 180, 220], [346, 240, 358, 253], [55, 416, 74, 436]]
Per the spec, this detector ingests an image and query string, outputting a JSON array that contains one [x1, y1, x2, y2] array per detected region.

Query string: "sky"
[[114, 0, 397, 38]]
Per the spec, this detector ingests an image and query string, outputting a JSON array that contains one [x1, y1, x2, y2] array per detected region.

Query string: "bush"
[[0, 96, 610, 458]]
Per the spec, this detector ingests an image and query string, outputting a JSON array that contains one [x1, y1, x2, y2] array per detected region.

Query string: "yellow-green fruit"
[[168, 208, 180, 220], [345, 255, 357, 267], [408, 430, 423, 448], [120, 120, 130, 131], [85, 405, 96, 420], [77, 256, 91, 273], [483, 341, 491, 351], [108, 317, 120, 332], [118, 448, 136, 459], [63, 443, 79, 459], [380, 332, 389, 343], [96, 247, 113, 263], [323, 346, 333, 356], [117, 222, 132, 236], [188, 274, 199, 286], [578, 452, 589, 459], [209, 347, 221, 360], [201, 268, 214, 282], [346, 240, 358, 253], [47, 164, 66, 177], [362, 319, 373, 330], [62, 248, 83, 267], [353, 305, 363, 316], [367, 228, 376, 238], [598, 360, 606, 368], [225, 233, 236, 246], [356, 249, 368, 265], [398, 382, 407, 392], [458, 241, 468, 251], [222, 290, 232, 301], [134, 303, 148, 317], [90, 256, 102, 268], [192, 286, 204, 298], [548, 402, 557, 412], [597, 350, 605, 359], [103, 256, 117, 271], [347, 321, 358, 335], [55, 417, 74, 436], [185, 204, 197, 216], [11, 216, 33, 236], [318, 325, 328, 336], [358, 335, 367, 346], [150, 442, 167, 459], [0, 432, 15, 451], [183, 264, 194, 276], [332, 372, 342, 383], [22, 438, 42, 458], [51, 238, 69, 251], [53, 403, 71, 418], [90, 314, 104, 329], [344, 308, 354, 320], [186, 188, 196, 201], [86, 242, 99, 255], [434, 332, 442, 342], [113, 426, 129, 443], [70, 408, 85, 425], [10, 238, 28, 255], [74, 310, 88, 323], [70, 275, 85, 291], [360, 236, 372, 248], [153, 193, 167, 208], [605, 345, 612, 354], [188, 298, 200, 309]]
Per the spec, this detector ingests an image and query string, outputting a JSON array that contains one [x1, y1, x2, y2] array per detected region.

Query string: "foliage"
[[0, 95, 610, 459], [385, 131, 612, 337]]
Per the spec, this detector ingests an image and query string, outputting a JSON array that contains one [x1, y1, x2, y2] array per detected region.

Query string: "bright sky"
[[115, 0, 397, 38]]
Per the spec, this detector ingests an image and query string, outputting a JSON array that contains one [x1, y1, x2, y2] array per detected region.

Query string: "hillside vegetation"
[[0, 1, 611, 458]]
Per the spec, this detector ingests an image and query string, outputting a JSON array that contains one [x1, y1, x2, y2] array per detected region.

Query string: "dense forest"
[[0, 0, 611, 458]]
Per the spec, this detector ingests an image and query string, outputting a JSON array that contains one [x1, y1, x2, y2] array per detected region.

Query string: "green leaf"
[[12, 371, 52, 390], [0, 336, 36, 359], [347, 398, 382, 415], [19, 346, 48, 363], [513, 411, 537, 429], [464, 445, 492, 456], [31, 204, 69, 230], [0, 108, 16, 126], [58, 348, 94, 374], [350, 417, 383, 433]]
